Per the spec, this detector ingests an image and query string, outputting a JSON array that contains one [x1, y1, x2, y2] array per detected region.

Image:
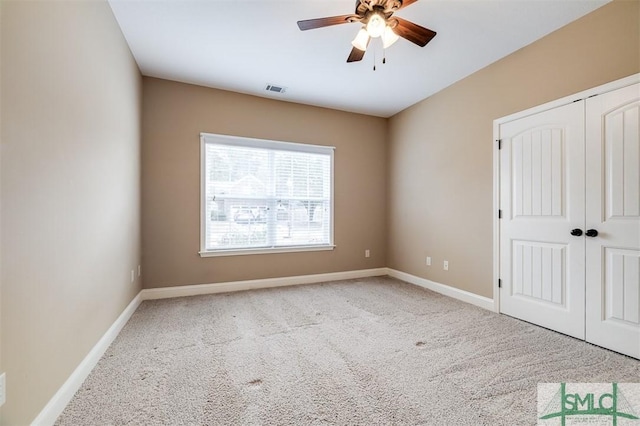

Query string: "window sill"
[[199, 245, 336, 258]]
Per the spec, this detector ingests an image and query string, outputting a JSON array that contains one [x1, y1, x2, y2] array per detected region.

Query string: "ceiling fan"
[[297, 0, 436, 63]]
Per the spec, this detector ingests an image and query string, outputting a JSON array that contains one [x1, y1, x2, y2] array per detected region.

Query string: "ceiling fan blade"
[[392, 17, 436, 47], [297, 15, 358, 31], [398, 0, 419, 9], [347, 47, 366, 63]]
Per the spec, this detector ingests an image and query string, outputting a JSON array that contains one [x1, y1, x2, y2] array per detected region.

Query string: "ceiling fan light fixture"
[[351, 28, 370, 51], [366, 12, 386, 38], [296, 0, 436, 64], [381, 25, 399, 49]]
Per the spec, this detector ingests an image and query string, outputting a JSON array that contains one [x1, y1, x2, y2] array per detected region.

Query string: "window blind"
[[200, 133, 334, 255]]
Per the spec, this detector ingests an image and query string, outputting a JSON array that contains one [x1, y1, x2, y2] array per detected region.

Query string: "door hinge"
[[498, 279, 502, 288], [498, 209, 502, 219], [497, 139, 502, 150]]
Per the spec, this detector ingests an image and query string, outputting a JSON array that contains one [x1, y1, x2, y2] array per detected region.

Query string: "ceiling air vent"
[[265, 84, 287, 94]]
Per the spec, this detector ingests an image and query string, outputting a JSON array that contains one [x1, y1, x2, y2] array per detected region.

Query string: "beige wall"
[[142, 78, 387, 288], [0, 1, 141, 424], [387, 0, 640, 298]]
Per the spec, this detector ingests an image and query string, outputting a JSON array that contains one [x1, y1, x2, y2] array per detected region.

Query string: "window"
[[200, 133, 334, 256]]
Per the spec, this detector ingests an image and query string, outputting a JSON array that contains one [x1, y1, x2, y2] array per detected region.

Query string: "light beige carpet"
[[57, 276, 639, 425]]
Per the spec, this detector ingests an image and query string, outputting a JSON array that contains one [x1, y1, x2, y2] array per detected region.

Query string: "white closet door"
[[585, 83, 640, 359], [499, 101, 586, 339]]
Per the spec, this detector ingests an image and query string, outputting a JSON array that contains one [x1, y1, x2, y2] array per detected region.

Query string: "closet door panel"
[[499, 101, 586, 339], [585, 83, 640, 359]]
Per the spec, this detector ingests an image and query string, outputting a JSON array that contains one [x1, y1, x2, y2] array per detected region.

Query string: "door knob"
[[585, 229, 599, 237], [570, 228, 583, 236]]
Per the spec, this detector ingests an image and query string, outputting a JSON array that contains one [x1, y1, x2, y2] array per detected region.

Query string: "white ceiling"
[[108, 0, 610, 118]]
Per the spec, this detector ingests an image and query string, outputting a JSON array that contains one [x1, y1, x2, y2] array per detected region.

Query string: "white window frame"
[[199, 132, 335, 257]]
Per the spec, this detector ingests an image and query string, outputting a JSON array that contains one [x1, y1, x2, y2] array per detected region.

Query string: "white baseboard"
[[386, 268, 496, 312], [140, 268, 389, 300], [31, 293, 143, 426], [142, 268, 495, 311]]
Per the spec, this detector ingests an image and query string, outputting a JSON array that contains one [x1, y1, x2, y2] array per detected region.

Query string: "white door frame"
[[492, 73, 640, 313]]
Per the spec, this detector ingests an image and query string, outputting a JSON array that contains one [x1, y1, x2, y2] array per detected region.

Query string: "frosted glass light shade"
[[366, 13, 385, 38], [382, 25, 399, 49], [351, 28, 370, 51]]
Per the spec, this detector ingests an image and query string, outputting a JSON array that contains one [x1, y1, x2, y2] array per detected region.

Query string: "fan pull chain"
[[373, 50, 376, 71], [383, 47, 386, 64]]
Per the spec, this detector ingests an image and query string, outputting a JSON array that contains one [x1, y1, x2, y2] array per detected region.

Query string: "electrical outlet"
[[0, 372, 6, 407], [443, 260, 449, 271], [426, 256, 431, 266], [130, 270, 135, 283], [365, 249, 370, 258]]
